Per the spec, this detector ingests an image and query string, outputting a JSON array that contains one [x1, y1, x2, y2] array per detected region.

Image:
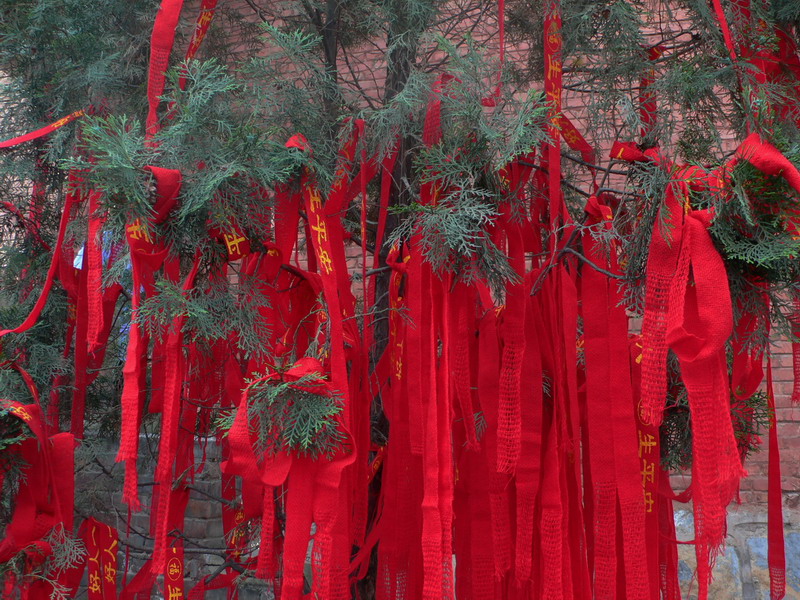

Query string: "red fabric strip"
[[0, 110, 85, 149], [766, 357, 786, 600], [119, 560, 156, 600], [0, 184, 77, 338], [178, 0, 218, 90], [638, 177, 684, 427], [496, 214, 526, 474], [544, 0, 563, 235], [639, 45, 664, 139], [86, 189, 105, 352], [711, 0, 740, 64], [146, 0, 186, 139], [81, 518, 119, 600], [151, 254, 201, 572], [71, 251, 90, 438], [581, 204, 618, 597], [116, 167, 181, 510], [164, 544, 185, 600], [666, 210, 742, 598]]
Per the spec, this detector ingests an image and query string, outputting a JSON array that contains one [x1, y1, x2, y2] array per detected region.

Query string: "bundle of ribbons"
[[1, 1, 800, 599]]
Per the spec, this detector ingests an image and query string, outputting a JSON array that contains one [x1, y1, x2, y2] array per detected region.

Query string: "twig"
[[561, 247, 624, 280], [559, 152, 630, 177]]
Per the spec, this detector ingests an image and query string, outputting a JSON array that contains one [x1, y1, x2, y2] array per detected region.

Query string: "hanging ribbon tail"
[[146, 0, 186, 139], [735, 133, 800, 194], [116, 166, 182, 511], [766, 355, 786, 600], [0, 110, 85, 149], [665, 210, 743, 594], [177, 0, 219, 90], [0, 195, 75, 338]]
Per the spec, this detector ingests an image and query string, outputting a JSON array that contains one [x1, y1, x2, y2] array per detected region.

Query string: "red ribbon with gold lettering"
[[544, 0, 563, 234], [82, 518, 119, 600], [164, 544, 185, 600], [0, 110, 84, 149]]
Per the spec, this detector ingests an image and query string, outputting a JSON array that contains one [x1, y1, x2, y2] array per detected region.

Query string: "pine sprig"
[[246, 371, 345, 459]]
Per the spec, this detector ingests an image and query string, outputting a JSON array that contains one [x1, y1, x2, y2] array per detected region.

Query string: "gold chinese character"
[[308, 188, 323, 211], [547, 17, 561, 45], [104, 538, 117, 561], [167, 556, 182, 580], [223, 232, 247, 256], [167, 584, 183, 600], [103, 563, 116, 584], [318, 250, 333, 274], [311, 214, 328, 244], [52, 110, 82, 128], [643, 491, 654, 513], [394, 341, 404, 380], [10, 406, 32, 422], [126, 219, 152, 243], [546, 87, 562, 107], [641, 460, 655, 487], [635, 350, 643, 364], [197, 10, 213, 26], [88, 573, 101, 594], [638, 431, 656, 457], [546, 55, 561, 80]]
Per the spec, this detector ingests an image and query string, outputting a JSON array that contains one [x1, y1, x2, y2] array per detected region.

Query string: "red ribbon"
[[146, 0, 186, 139], [0, 110, 85, 149], [82, 518, 119, 600], [116, 166, 182, 511]]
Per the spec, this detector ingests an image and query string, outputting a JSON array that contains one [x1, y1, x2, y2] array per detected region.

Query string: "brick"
[[186, 498, 219, 520], [778, 422, 800, 439], [738, 490, 769, 505], [772, 353, 795, 370], [183, 518, 224, 540], [772, 381, 794, 398], [784, 493, 800, 510], [775, 407, 800, 422], [772, 340, 794, 354], [780, 434, 800, 449], [740, 476, 769, 492]]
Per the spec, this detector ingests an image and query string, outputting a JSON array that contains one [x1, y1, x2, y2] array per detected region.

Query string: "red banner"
[[82, 518, 119, 600]]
